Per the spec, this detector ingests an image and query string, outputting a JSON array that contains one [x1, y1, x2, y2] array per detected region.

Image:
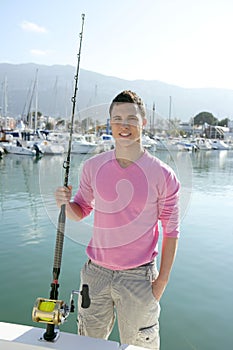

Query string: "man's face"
[[110, 103, 147, 145]]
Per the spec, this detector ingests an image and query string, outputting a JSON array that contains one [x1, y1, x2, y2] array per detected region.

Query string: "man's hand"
[[55, 185, 72, 208], [152, 277, 168, 301], [152, 237, 178, 301]]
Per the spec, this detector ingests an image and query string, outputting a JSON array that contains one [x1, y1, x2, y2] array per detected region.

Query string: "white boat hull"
[[0, 146, 5, 156], [0, 322, 147, 350], [71, 142, 97, 154], [193, 138, 212, 150], [2, 144, 36, 156], [39, 141, 65, 155], [155, 139, 180, 151], [211, 140, 230, 150]]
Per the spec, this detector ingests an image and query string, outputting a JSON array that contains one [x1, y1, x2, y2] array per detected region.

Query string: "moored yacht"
[[211, 140, 230, 150], [2, 140, 38, 156], [71, 134, 98, 154], [191, 138, 212, 150]]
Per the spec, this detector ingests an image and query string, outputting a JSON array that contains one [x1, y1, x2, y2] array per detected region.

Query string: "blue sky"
[[1, 0, 233, 89]]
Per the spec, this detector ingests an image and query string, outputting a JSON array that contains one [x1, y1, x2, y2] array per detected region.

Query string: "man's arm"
[[55, 186, 83, 221], [152, 236, 178, 301], [65, 201, 83, 221]]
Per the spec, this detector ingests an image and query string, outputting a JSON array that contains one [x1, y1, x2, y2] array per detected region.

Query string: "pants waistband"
[[88, 259, 155, 270], [138, 260, 155, 267]]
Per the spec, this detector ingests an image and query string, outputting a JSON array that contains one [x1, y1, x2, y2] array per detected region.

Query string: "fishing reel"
[[32, 284, 90, 326]]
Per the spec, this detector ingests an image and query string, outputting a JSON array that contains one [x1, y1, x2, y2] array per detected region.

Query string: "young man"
[[55, 90, 180, 349]]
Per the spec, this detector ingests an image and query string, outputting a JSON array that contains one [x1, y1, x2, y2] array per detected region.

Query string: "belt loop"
[[146, 267, 153, 282]]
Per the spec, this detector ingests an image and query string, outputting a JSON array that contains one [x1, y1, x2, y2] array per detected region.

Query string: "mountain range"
[[0, 63, 233, 123]]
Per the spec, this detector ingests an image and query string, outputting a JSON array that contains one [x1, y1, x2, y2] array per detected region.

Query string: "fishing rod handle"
[[53, 204, 66, 271], [81, 284, 91, 308]]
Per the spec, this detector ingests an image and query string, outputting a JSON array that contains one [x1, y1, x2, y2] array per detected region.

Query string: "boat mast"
[[168, 95, 172, 131], [152, 102, 155, 135], [34, 70, 38, 132], [3, 76, 8, 128]]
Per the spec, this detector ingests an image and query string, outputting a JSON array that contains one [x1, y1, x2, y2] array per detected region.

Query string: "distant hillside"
[[0, 63, 233, 122]]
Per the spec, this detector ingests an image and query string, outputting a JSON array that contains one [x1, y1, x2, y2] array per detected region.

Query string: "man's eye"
[[128, 117, 138, 122]]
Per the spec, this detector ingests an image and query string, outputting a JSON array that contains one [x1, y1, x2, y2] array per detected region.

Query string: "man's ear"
[[142, 118, 147, 127]]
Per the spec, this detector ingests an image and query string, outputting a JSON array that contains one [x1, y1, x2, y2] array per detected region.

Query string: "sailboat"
[[1, 126, 42, 156], [2, 140, 38, 156]]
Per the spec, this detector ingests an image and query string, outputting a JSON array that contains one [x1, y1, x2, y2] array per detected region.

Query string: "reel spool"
[[32, 298, 67, 325], [32, 285, 90, 326]]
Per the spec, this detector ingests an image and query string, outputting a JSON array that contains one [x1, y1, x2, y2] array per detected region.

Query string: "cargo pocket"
[[136, 323, 160, 349]]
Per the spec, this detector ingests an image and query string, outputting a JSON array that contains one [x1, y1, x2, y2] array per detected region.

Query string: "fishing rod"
[[32, 14, 90, 341]]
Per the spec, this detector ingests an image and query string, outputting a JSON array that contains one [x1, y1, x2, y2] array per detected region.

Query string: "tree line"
[[193, 112, 229, 127]]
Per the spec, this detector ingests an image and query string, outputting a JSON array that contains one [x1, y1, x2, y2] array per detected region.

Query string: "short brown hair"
[[109, 90, 146, 118]]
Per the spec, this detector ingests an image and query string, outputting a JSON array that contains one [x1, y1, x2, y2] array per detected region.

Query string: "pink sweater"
[[74, 150, 180, 270]]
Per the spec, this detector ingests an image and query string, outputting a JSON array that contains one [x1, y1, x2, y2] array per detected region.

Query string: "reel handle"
[[81, 284, 90, 308]]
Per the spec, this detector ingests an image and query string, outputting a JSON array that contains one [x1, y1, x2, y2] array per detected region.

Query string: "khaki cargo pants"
[[77, 260, 160, 349]]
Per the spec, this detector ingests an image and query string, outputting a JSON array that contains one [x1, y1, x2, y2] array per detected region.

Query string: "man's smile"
[[119, 132, 132, 137]]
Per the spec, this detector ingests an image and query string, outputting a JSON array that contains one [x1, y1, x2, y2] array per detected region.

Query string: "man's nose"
[[121, 119, 129, 126]]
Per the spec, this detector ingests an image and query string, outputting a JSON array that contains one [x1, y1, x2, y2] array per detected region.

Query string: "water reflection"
[[1, 154, 45, 246], [189, 150, 233, 194], [1, 150, 233, 245], [1, 151, 233, 349]]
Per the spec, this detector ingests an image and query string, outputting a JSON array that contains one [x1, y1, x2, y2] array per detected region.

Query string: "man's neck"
[[115, 142, 145, 168]]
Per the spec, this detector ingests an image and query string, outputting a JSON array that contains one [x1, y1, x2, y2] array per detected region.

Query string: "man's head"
[[109, 90, 146, 119], [109, 90, 147, 145]]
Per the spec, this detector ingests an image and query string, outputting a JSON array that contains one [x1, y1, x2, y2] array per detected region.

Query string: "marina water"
[[0, 149, 232, 349]]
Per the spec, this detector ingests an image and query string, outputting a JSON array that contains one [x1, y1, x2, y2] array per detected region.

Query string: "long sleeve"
[[158, 168, 180, 238]]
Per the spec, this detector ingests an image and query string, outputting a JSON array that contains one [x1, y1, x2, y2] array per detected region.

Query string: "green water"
[[0, 150, 233, 349]]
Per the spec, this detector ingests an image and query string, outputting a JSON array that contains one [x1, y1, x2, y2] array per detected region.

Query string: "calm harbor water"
[[0, 149, 233, 349]]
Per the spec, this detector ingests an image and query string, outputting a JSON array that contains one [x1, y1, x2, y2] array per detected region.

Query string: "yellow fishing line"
[[38, 301, 55, 321]]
